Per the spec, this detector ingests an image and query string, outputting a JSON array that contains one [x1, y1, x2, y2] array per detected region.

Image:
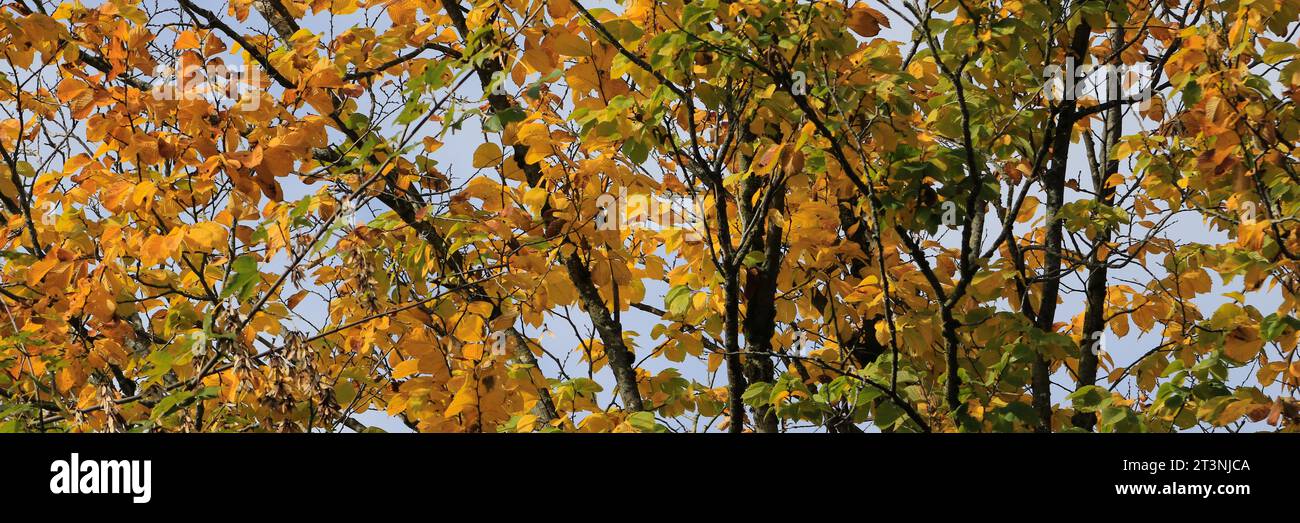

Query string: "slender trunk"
[[1073, 25, 1124, 431], [723, 265, 746, 432], [740, 174, 783, 433], [1031, 19, 1094, 432], [712, 178, 747, 432], [566, 254, 645, 411], [945, 201, 985, 413]]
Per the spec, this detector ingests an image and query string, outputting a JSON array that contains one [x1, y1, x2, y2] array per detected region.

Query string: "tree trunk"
[[1073, 24, 1124, 431], [740, 175, 784, 433], [1030, 19, 1094, 433]]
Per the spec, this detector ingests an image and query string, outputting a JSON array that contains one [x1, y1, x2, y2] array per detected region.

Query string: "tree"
[[1, 0, 1298, 433]]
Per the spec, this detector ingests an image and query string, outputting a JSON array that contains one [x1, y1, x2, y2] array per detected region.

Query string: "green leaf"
[[742, 381, 774, 407], [622, 138, 648, 165], [482, 106, 526, 133], [873, 400, 903, 428], [150, 391, 193, 421], [603, 19, 644, 43], [991, 401, 1039, 430], [1099, 403, 1144, 433], [1260, 313, 1300, 341], [221, 255, 260, 301], [1262, 42, 1300, 64], [627, 411, 662, 432], [1182, 80, 1202, 105], [1262, 313, 1286, 341], [665, 285, 693, 315], [1066, 385, 1108, 412], [335, 381, 357, 406]]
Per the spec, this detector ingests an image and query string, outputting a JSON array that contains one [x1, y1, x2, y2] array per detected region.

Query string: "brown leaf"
[[847, 6, 890, 38]]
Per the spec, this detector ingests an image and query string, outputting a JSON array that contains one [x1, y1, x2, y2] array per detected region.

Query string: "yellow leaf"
[[386, 394, 409, 416], [521, 47, 556, 74], [444, 379, 479, 417], [26, 257, 59, 286], [1237, 219, 1269, 251], [132, 181, 158, 208], [472, 142, 502, 169], [305, 59, 345, 88], [516, 414, 538, 432], [463, 342, 484, 361], [1111, 315, 1130, 338], [1224, 325, 1264, 363], [550, 31, 590, 57], [392, 359, 421, 379], [707, 352, 724, 373], [1140, 96, 1166, 121], [184, 222, 227, 251], [523, 187, 548, 211], [1132, 305, 1155, 332], [57, 78, 90, 104], [204, 33, 227, 56], [466, 301, 494, 318], [566, 62, 600, 91], [454, 313, 486, 341], [578, 412, 612, 432], [1016, 196, 1040, 223], [259, 147, 294, 178], [56, 365, 80, 394], [286, 289, 310, 310], [545, 270, 577, 305]]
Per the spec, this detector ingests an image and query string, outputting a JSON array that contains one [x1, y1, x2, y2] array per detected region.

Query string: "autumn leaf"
[[1224, 326, 1264, 363], [847, 5, 890, 38], [472, 142, 503, 169]]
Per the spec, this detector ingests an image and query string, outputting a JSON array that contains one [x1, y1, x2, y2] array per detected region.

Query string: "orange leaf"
[[847, 6, 890, 38], [175, 29, 200, 50]]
